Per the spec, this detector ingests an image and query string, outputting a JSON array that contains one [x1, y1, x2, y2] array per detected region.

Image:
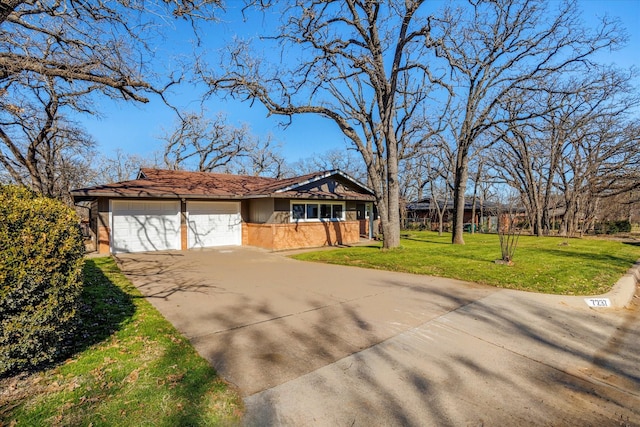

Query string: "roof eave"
[[263, 192, 376, 201], [71, 190, 248, 200]]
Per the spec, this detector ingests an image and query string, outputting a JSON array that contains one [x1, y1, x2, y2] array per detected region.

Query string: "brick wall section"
[[245, 223, 274, 249], [181, 201, 188, 250], [242, 222, 249, 246], [98, 226, 110, 254], [245, 221, 360, 251], [97, 197, 110, 254]]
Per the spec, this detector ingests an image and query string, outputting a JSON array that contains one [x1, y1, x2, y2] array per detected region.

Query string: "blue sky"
[[81, 0, 640, 165]]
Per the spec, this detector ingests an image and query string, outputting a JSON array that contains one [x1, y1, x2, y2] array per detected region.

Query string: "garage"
[[111, 200, 181, 253], [187, 201, 242, 249]]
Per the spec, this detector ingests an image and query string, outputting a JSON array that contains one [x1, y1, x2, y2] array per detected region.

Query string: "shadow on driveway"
[[116, 247, 640, 426]]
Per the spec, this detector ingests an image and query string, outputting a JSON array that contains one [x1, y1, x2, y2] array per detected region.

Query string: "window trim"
[[290, 200, 346, 222]]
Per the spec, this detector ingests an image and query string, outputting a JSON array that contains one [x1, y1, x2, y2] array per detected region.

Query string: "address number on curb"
[[585, 298, 611, 308]]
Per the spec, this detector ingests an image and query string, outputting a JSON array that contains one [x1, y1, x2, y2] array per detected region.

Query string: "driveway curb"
[[536, 260, 640, 310], [277, 250, 640, 310], [605, 259, 640, 309]]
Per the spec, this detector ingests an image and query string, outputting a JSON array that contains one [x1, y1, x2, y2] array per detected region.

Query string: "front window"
[[307, 203, 319, 219], [292, 204, 305, 220], [332, 204, 343, 219], [291, 201, 345, 222], [320, 204, 331, 219]]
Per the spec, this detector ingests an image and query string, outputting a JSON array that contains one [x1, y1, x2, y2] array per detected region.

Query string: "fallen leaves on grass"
[[123, 368, 141, 384]]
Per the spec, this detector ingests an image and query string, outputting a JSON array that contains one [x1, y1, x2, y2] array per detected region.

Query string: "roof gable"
[[271, 170, 373, 195], [272, 173, 373, 200]]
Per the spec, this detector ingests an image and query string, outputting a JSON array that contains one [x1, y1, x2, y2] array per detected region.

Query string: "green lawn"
[[293, 231, 640, 295], [0, 257, 242, 426]]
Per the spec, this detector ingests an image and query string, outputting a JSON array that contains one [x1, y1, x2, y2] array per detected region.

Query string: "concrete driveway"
[[115, 247, 640, 426]]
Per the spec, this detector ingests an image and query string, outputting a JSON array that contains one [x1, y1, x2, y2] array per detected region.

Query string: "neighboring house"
[[71, 168, 376, 254], [406, 197, 500, 232]]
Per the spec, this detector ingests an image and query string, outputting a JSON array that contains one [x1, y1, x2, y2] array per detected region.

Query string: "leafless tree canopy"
[[492, 67, 640, 236], [2, 0, 636, 237], [1, 0, 220, 102], [426, 0, 624, 244], [0, 75, 96, 203], [162, 111, 286, 178], [93, 149, 154, 185], [198, 0, 631, 247], [0, 0, 222, 201], [200, 0, 447, 248], [289, 149, 367, 183]]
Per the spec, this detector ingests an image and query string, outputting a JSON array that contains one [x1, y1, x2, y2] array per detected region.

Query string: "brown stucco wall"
[[244, 223, 274, 248], [346, 201, 357, 221], [245, 221, 360, 251], [271, 198, 291, 224], [274, 198, 290, 212], [247, 198, 294, 224], [248, 198, 273, 223], [240, 200, 250, 222]]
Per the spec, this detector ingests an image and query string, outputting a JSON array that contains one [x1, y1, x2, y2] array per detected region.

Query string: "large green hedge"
[[594, 220, 632, 235], [0, 185, 85, 377]]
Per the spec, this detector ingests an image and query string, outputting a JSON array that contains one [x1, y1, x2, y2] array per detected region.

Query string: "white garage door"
[[187, 201, 242, 249], [111, 200, 181, 253]]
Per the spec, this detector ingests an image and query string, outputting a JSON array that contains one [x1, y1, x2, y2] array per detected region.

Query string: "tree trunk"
[[470, 194, 477, 235], [534, 205, 543, 237], [470, 160, 483, 235], [383, 140, 401, 249], [559, 198, 575, 237], [452, 148, 469, 244]]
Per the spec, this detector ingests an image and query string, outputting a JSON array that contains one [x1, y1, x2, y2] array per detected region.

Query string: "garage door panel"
[[112, 200, 181, 253], [188, 201, 241, 249]]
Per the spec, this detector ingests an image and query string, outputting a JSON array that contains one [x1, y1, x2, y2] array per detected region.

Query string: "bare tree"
[[0, 0, 22, 24], [93, 149, 152, 184], [400, 131, 456, 234], [0, 0, 222, 198], [468, 155, 486, 234], [0, 75, 96, 204], [0, 0, 218, 26], [429, 0, 623, 244], [491, 89, 565, 236], [557, 116, 640, 237], [289, 149, 367, 183], [428, 139, 456, 236], [162, 111, 286, 178], [493, 67, 640, 236], [163, 112, 247, 172], [1, 0, 221, 100], [495, 189, 523, 264], [226, 135, 287, 178], [596, 189, 640, 226], [200, 1, 447, 249]]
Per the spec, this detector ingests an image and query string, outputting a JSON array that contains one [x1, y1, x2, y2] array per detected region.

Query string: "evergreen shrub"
[[0, 185, 84, 377]]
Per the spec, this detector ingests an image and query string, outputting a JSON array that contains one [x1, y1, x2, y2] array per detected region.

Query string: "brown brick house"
[[71, 168, 376, 253]]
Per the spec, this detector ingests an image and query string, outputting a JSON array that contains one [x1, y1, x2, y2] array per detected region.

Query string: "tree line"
[[1, 0, 638, 246]]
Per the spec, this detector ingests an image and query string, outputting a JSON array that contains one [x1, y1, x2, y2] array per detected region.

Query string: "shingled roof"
[[71, 168, 375, 202]]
